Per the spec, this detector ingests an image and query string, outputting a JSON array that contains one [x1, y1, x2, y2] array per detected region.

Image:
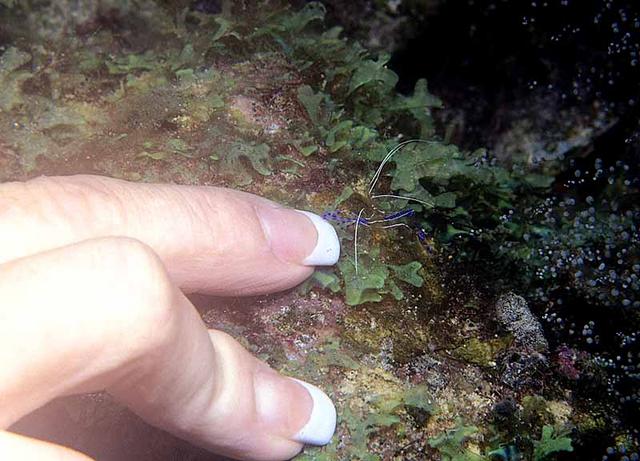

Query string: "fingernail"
[[296, 211, 340, 266], [256, 206, 340, 266], [290, 378, 337, 446]]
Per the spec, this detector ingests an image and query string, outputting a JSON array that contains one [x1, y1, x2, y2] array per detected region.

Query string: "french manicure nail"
[[296, 211, 340, 266], [256, 206, 340, 266], [290, 378, 337, 446]]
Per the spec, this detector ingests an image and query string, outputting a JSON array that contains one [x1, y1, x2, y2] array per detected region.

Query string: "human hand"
[[0, 175, 340, 461]]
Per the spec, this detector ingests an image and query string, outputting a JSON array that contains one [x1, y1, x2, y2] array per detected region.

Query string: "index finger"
[[0, 175, 340, 295]]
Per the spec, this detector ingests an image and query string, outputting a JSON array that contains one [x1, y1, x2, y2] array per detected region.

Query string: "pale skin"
[[0, 175, 336, 461]]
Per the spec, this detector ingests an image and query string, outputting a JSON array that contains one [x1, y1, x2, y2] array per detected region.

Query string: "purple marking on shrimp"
[[322, 210, 343, 221], [383, 208, 416, 221], [323, 210, 369, 226], [417, 228, 427, 241]]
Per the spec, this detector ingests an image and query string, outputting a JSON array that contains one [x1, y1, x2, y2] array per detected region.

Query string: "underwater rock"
[[495, 294, 549, 390], [488, 91, 617, 167], [495, 293, 549, 353], [498, 350, 547, 391], [401, 353, 448, 390], [492, 396, 517, 420]]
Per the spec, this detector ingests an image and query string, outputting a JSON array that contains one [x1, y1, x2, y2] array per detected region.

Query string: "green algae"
[[426, 420, 573, 461], [389, 261, 424, 288], [339, 252, 389, 305], [533, 426, 573, 460], [296, 85, 325, 125], [106, 52, 158, 75], [453, 337, 512, 368], [0, 47, 32, 112], [428, 422, 486, 461], [213, 141, 272, 186], [288, 339, 437, 460], [336, 251, 426, 306], [522, 395, 556, 428]]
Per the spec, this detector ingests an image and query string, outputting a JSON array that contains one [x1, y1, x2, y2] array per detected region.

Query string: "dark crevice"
[[387, 0, 640, 154]]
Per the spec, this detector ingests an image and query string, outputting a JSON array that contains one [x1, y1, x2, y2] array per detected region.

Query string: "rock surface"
[[495, 293, 549, 353]]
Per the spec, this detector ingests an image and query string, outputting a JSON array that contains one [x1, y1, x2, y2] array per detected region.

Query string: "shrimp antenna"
[[354, 207, 365, 275], [371, 193, 435, 209], [368, 139, 433, 195]]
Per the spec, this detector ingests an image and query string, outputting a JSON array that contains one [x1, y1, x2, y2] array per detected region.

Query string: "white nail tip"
[[297, 211, 340, 266], [291, 378, 337, 446]]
